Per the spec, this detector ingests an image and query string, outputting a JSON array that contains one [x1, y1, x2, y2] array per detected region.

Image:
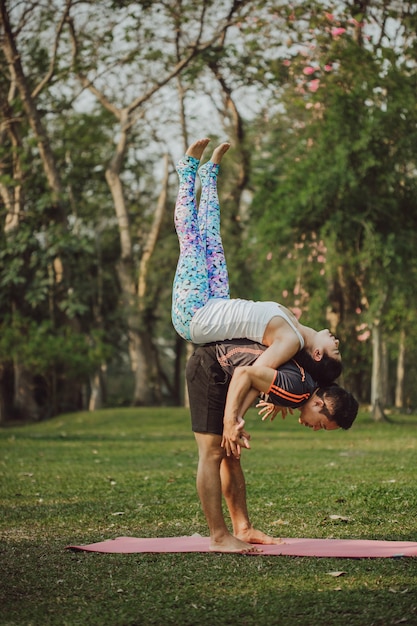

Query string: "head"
[[296, 330, 342, 385], [298, 384, 359, 431]]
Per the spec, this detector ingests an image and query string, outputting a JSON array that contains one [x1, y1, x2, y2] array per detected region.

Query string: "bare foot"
[[236, 527, 284, 545], [210, 142, 231, 165], [186, 138, 210, 161], [210, 533, 263, 554]]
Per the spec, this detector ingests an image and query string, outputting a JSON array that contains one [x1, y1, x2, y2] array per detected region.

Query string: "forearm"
[[223, 368, 254, 425], [224, 366, 276, 425], [237, 387, 261, 419], [234, 337, 299, 419]]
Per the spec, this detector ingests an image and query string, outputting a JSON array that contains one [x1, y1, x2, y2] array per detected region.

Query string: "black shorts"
[[186, 345, 231, 435]]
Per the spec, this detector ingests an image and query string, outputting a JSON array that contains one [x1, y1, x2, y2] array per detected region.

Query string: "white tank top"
[[190, 298, 305, 348]]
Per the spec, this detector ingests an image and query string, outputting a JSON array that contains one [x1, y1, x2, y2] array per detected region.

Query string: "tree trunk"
[[371, 320, 387, 422], [13, 363, 42, 421], [395, 328, 405, 409], [0, 365, 7, 423], [0, 3, 66, 220], [381, 335, 390, 406], [89, 365, 107, 411], [136, 330, 164, 406]]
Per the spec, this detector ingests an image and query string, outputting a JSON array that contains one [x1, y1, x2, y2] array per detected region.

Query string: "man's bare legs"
[[194, 432, 281, 551], [220, 456, 283, 545], [194, 432, 261, 553]]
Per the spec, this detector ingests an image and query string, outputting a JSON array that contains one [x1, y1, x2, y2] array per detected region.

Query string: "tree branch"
[[138, 153, 169, 306], [31, 0, 74, 99]]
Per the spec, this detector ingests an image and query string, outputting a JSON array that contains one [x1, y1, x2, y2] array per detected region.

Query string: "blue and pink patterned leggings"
[[171, 155, 230, 341]]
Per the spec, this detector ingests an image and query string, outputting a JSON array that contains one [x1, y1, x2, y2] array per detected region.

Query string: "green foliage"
[[2, 0, 417, 413], [1, 407, 417, 625], [247, 1, 417, 400], [0, 314, 113, 379]]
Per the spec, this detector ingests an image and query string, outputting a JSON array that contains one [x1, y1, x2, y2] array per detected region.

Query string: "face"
[[298, 394, 340, 431], [315, 329, 341, 361]]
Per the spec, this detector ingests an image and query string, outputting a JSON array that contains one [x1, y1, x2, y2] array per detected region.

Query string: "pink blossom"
[[266, 252, 273, 261], [331, 27, 346, 37], [349, 18, 364, 27], [303, 66, 316, 75], [294, 286, 300, 295], [308, 79, 320, 92], [355, 307, 362, 314], [317, 255, 326, 263], [320, 268, 325, 276], [291, 307, 302, 319], [283, 59, 291, 66], [324, 64, 333, 72], [282, 290, 289, 298], [357, 330, 371, 342], [325, 12, 334, 21], [305, 102, 313, 109]]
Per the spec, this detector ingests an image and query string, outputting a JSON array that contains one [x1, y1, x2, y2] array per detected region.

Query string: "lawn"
[[1, 406, 417, 626]]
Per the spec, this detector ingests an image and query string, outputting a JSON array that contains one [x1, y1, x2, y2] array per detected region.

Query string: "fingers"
[[221, 434, 240, 458], [221, 429, 250, 459]]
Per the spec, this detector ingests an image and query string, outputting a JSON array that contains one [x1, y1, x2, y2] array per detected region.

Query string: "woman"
[[171, 138, 341, 386]]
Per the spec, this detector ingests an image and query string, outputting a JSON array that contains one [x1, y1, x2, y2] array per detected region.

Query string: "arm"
[[250, 335, 299, 368], [225, 336, 299, 425], [221, 365, 279, 458]]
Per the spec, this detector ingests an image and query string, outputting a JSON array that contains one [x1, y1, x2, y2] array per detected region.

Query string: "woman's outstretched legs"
[[171, 139, 211, 341], [198, 143, 231, 299]]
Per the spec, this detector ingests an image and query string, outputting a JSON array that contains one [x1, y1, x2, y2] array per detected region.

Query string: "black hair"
[[316, 384, 359, 430], [294, 348, 342, 385]]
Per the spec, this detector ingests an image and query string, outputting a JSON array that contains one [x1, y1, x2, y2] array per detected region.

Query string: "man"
[[186, 339, 358, 553], [220, 342, 357, 458]]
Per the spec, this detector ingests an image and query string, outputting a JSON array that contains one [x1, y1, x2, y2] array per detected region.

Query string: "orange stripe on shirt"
[[268, 382, 310, 405]]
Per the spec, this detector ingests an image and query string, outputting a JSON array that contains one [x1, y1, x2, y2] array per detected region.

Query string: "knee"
[[197, 442, 225, 466]]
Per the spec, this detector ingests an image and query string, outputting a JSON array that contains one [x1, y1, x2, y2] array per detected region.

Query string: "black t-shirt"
[[214, 339, 316, 407]]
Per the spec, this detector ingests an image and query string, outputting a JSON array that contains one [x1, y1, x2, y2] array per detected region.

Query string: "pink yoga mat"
[[66, 535, 417, 558]]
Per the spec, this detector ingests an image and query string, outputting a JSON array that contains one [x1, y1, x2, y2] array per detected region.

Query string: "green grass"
[[1, 407, 417, 626]]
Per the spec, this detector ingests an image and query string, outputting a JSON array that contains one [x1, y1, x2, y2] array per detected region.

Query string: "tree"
[[249, 0, 417, 410], [0, 1, 119, 419], [66, 0, 256, 404]]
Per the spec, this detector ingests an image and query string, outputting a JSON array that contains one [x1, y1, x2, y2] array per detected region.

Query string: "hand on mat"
[[257, 401, 293, 421], [221, 416, 251, 459]]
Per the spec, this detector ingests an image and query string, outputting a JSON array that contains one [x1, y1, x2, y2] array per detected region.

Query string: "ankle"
[[198, 161, 219, 183]]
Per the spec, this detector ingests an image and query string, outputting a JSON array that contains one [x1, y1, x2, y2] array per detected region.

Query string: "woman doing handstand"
[[172, 138, 341, 384]]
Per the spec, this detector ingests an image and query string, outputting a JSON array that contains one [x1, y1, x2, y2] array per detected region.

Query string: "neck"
[[300, 325, 317, 352]]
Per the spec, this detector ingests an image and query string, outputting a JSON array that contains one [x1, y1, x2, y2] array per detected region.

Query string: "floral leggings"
[[171, 155, 230, 341]]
